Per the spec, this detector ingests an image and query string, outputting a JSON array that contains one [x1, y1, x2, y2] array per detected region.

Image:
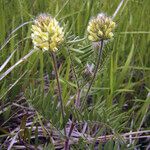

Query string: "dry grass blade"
[[112, 0, 125, 19], [0, 21, 33, 51], [0, 49, 17, 72], [7, 131, 19, 150], [0, 49, 37, 81]]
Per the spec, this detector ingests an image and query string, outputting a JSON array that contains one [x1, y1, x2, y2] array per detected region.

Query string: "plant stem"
[[67, 48, 81, 108], [64, 121, 75, 150], [75, 89, 81, 108], [67, 48, 80, 89], [81, 40, 104, 110], [50, 52, 66, 136]]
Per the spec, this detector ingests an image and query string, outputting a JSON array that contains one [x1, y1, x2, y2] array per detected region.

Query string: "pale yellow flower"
[[31, 14, 64, 52], [87, 13, 116, 42]]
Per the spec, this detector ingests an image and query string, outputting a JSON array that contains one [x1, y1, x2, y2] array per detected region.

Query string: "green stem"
[[67, 48, 81, 108], [50, 52, 66, 136], [81, 40, 104, 110]]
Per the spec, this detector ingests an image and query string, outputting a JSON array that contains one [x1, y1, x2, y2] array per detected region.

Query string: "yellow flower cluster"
[[31, 14, 64, 52], [87, 13, 116, 42]]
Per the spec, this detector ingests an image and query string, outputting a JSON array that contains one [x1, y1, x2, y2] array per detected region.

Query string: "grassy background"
[[0, 0, 150, 149]]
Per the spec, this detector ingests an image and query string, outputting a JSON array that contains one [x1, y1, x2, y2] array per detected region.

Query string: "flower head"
[[87, 13, 116, 42], [31, 14, 64, 52]]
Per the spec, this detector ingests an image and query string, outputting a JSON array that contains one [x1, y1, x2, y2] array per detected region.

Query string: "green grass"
[[0, 0, 150, 149]]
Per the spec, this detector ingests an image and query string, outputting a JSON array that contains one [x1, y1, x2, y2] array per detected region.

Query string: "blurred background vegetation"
[[0, 0, 150, 149]]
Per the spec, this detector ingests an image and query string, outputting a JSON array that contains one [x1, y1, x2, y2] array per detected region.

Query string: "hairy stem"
[[81, 40, 104, 110], [50, 52, 66, 136]]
